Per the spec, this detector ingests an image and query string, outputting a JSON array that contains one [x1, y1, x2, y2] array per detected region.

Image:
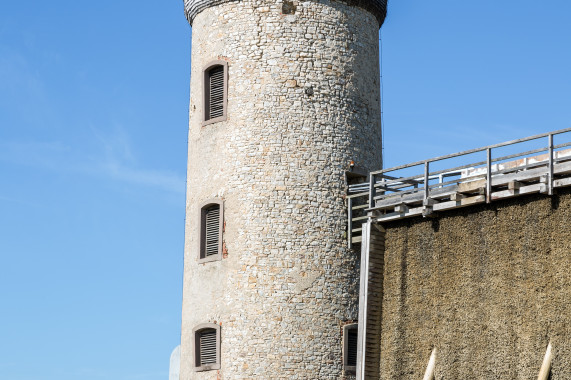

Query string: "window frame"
[[192, 323, 221, 372], [198, 199, 224, 263], [202, 60, 228, 126], [343, 323, 358, 374]]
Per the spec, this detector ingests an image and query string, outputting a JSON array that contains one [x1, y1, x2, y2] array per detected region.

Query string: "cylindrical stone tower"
[[180, 0, 386, 378]]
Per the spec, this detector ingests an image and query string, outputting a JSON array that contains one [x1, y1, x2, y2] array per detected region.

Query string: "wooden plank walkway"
[[347, 128, 571, 245], [351, 128, 571, 379], [374, 159, 571, 223]]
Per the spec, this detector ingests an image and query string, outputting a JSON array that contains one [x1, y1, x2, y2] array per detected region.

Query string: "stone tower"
[[180, 0, 386, 378]]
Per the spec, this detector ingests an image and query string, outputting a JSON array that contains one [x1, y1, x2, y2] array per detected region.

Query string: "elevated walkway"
[[352, 128, 571, 380], [348, 128, 571, 247]]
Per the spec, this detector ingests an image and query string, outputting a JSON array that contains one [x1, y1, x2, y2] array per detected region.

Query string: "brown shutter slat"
[[199, 329, 218, 365], [204, 206, 219, 257], [208, 66, 224, 119]]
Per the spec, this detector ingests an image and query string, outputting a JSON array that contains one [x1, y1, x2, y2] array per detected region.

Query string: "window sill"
[[344, 366, 356, 374], [198, 254, 222, 264], [202, 115, 227, 127], [194, 363, 221, 372]]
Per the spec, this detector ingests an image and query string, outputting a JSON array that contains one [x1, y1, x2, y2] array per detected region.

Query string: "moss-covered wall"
[[381, 187, 570, 379]]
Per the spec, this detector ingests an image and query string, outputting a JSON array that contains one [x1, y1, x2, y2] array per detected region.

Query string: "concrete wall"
[[180, 0, 383, 378], [381, 188, 571, 379]]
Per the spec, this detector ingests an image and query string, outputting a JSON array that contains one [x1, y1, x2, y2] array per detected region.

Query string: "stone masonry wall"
[[183, 0, 387, 25], [180, 1, 382, 379], [381, 188, 571, 379]]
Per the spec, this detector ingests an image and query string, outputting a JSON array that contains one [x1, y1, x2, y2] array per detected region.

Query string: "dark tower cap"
[[184, 0, 387, 27]]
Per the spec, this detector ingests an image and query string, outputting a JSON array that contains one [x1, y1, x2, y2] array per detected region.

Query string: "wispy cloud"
[[0, 140, 70, 170], [0, 127, 185, 195], [68, 367, 168, 379], [0, 48, 53, 127], [91, 124, 136, 164], [88, 125, 185, 194], [99, 158, 185, 194], [125, 371, 169, 379], [0, 41, 186, 196]]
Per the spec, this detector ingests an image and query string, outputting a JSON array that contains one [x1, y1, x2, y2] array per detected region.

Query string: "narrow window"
[[193, 323, 221, 372], [203, 61, 228, 125], [207, 66, 224, 119], [343, 323, 358, 374], [204, 205, 220, 256], [199, 199, 223, 263]]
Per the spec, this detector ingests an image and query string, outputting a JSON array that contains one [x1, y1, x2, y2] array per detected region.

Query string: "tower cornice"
[[183, 0, 387, 27]]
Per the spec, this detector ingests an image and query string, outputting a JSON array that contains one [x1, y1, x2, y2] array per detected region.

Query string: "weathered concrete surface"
[[180, 0, 382, 378], [381, 188, 571, 379]]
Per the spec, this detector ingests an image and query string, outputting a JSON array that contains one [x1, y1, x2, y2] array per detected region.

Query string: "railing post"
[[548, 133, 554, 195], [486, 148, 492, 203], [369, 173, 376, 210], [424, 161, 429, 202], [356, 220, 371, 380], [348, 197, 353, 249]]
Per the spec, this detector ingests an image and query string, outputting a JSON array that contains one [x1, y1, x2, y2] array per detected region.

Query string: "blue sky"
[[1, 1, 570, 379]]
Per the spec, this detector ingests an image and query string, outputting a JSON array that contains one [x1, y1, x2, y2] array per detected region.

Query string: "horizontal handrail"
[[347, 128, 571, 244], [370, 127, 571, 175]]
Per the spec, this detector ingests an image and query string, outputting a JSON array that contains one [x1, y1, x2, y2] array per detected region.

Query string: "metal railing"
[[347, 127, 571, 247]]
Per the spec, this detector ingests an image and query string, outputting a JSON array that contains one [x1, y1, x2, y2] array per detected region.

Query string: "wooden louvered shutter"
[[199, 200, 223, 262], [204, 205, 220, 257], [199, 329, 218, 365], [208, 66, 224, 120], [193, 323, 221, 371], [347, 327, 358, 367]]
